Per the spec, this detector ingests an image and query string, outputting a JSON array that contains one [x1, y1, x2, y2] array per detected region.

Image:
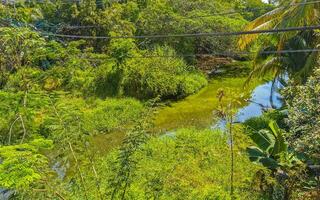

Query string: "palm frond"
[[238, 7, 285, 50], [295, 51, 319, 83]]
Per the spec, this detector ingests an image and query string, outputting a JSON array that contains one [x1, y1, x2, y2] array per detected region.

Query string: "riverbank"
[[91, 62, 270, 154]]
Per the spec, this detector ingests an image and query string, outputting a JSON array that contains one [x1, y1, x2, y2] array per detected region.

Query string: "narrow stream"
[[235, 80, 283, 122], [213, 79, 283, 129], [52, 76, 283, 182], [90, 76, 283, 152], [154, 75, 282, 132]]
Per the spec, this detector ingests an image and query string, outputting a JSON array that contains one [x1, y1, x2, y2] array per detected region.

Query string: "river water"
[[212, 79, 283, 130], [235, 80, 282, 122], [154, 76, 282, 133]]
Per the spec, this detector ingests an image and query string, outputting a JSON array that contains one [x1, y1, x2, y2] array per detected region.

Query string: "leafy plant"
[[247, 121, 288, 169], [283, 66, 320, 164], [0, 139, 53, 190], [123, 46, 207, 99]]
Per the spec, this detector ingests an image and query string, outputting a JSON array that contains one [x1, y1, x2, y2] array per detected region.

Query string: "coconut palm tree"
[[239, 0, 320, 83]]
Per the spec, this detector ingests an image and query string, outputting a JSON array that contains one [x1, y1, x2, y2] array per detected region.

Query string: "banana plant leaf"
[[250, 129, 275, 153], [260, 157, 279, 169], [269, 121, 288, 156], [247, 146, 266, 162]]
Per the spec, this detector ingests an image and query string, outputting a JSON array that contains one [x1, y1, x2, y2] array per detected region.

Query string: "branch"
[[19, 114, 27, 144], [68, 141, 89, 200], [8, 115, 19, 145]]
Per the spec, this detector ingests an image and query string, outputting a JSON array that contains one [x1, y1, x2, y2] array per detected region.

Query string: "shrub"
[[0, 139, 53, 190], [92, 62, 121, 98], [123, 47, 207, 99], [84, 98, 145, 133], [283, 67, 320, 163], [40, 96, 145, 143], [243, 110, 287, 134], [5, 67, 42, 91], [177, 73, 207, 97], [0, 91, 144, 146]]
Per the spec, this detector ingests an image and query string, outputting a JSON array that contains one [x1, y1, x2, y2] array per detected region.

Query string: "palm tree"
[[239, 0, 320, 83]]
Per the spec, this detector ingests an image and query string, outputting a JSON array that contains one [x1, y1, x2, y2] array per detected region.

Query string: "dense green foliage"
[[106, 128, 261, 199], [284, 66, 320, 164], [0, 91, 144, 144], [247, 121, 289, 170], [1, 0, 320, 200], [0, 139, 53, 189], [14, 128, 263, 199], [123, 47, 207, 99]]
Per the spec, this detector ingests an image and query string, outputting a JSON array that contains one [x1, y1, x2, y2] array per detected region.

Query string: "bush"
[[92, 62, 122, 98], [0, 91, 144, 146], [5, 67, 42, 91], [84, 98, 145, 133], [40, 96, 144, 143], [122, 47, 207, 99], [283, 67, 320, 163], [177, 73, 207, 97]]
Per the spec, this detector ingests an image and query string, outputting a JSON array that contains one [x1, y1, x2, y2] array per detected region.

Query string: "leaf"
[[269, 121, 287, 155], [260, 157, 279, 169], [238, 7, 284, 49], [250, 129, 275, 153], [296, 51, 319, 83], [247, 146, 266, 162]]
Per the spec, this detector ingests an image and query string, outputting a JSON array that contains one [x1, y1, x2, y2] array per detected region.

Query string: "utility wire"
[[1, 0, 104, 6], [40, 25, 320, 39], [81, 48, 320, 61], [4, 0, 320, 8]]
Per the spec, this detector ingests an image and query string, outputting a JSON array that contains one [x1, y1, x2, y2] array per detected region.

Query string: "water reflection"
[[235, 80, 283, 123], [212, 80, 283, 130]]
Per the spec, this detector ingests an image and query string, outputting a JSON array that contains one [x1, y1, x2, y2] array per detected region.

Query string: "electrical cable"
[[39, 25, 320, 39], [80, 48, 320, 61]]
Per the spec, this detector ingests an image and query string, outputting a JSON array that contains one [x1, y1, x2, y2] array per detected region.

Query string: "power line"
[[82, 49, 320, 61], [40, 25, 320, 39], [1, 0, 105, 6], [256, 48, 320, 55], [4, 0, 320, 8]]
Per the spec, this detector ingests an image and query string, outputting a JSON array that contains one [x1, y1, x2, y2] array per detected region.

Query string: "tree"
[[0, 28, 45, 77], [239, 0, 320, 83], [283, 66, 320, 164]]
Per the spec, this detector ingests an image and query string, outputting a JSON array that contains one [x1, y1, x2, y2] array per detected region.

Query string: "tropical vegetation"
[[0, 0, 320, 200]]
